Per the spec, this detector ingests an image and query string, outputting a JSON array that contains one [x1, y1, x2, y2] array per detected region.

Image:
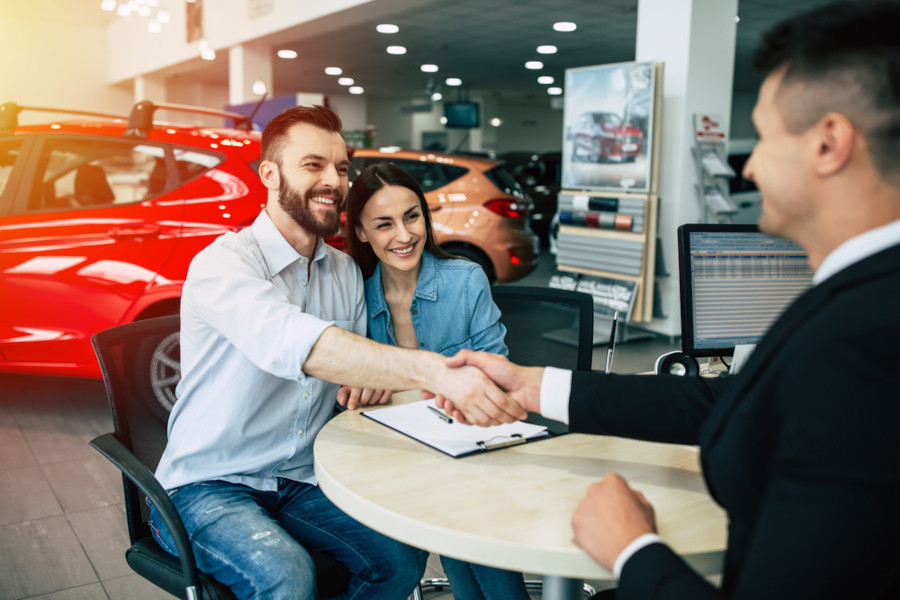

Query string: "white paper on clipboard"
[[362, 399, 549, 457]]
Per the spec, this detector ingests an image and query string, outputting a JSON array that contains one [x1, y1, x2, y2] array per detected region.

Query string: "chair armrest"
[[90, 433, 200, 593]]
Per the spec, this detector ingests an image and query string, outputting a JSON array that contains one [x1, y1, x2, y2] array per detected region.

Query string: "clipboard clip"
[[477, 434, 526, 451]]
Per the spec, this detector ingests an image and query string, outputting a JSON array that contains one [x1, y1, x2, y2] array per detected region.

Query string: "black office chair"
[[413, 285, 596, 599], [89, 315, 350, 599], [492, 285, 594, 371]]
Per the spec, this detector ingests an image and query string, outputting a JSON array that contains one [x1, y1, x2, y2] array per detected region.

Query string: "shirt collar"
[[814, 218, 900, 285], [367, 252, 440, 318], [250, 209, 328, 276]]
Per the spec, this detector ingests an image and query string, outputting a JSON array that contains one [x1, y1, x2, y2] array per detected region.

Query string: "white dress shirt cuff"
[[539, 366, 572, 424], [613, 533, 665, 579]]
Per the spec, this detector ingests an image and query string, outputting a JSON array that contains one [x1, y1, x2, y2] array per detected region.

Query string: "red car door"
[[0, 135, 185, 376]]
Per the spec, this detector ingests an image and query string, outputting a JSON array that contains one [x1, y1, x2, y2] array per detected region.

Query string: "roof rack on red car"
[[0, 102, 126, 135], [125, 100, 253, 138]]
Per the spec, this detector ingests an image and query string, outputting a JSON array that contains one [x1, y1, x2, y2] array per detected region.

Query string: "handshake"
[[337, 349, 546, 427]]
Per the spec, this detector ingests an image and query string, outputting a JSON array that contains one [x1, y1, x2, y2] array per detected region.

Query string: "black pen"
[[605, 310, 619, 374], [427, 405, 453, 424]]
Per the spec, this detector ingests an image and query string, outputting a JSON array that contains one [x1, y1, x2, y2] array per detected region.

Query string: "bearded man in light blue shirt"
[[150, 105, 526, 600]]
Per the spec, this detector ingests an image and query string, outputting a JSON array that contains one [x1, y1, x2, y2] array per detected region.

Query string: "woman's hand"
[[337, 386, 393, 411]]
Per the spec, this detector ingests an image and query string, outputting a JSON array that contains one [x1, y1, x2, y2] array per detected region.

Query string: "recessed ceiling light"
[[324, 67, 343, 76], [431, 92, 443, 101], [349, 86, 365, 95], [200, 48, 216, 61], [386, 45, 407, 55], [553, 21, 577, 32], [101, 0, 116, 11], [537, 45, 557, 54], [376, 24, 399, 34], [252, 80, 268, 95], [538, 76, 555, 84], [525, 61, 544, 70], [490, 118, 502, 127], [337, 77, 355, 86], [421, 64, 439, 73], [547, 87, 563, 95], [147, 20, 162, 33], [277, 49, 298, 59], [445, 77, 462, 86]]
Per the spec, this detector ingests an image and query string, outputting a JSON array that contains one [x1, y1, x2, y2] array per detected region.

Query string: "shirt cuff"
[[613, 533, 665, 579], [539, 366, 572, 424]]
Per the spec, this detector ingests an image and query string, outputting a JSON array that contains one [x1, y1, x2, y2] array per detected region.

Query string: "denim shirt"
[[365, 252, 508, 357]]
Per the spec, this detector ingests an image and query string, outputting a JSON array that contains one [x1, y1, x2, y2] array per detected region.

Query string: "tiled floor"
[[0, 251, 679, 599]]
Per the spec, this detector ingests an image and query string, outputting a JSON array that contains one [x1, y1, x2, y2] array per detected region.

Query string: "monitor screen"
[[677, 223, 814, 357], [444, 102, 480, 129]]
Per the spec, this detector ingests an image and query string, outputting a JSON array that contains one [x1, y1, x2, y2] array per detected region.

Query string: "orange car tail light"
[[483, 198, 528, 219]]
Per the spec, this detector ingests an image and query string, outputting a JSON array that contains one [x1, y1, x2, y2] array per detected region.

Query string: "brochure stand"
[[692, 114, 737, 222]]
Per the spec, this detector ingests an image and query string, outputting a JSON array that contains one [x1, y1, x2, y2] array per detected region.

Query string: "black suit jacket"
[[569, 243, 900, 599]]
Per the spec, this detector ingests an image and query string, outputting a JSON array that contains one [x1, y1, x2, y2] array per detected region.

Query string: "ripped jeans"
[[149, 479, 425, 600]]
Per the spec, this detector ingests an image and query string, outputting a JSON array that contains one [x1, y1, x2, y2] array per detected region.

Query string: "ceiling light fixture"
[[421, 64, 439, 73], [102, 0, 170, 32], [553, 21, 577, 32], [376, 24, 399, 34], [445, 78, 462, 86], [324, 67, 343, 76], [252, 81, 268, 95], [337, 77, 355, 86], [547, 87, 563, 95], [431, 92, 443, 101], [386, 45, 407, 55], [490, 118, 502, 127], [538, 76, 555, 84], [537, 45, 557, 54], [525, 61, 544, 70], [277, 49, 298, 59], [349, 86, 365, 95]]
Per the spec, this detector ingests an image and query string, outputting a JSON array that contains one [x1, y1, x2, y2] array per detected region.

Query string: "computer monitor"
[[677, 223, 814, 358]]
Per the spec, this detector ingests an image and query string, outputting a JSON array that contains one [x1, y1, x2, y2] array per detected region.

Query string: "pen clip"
[[477, 434, 526, 451]]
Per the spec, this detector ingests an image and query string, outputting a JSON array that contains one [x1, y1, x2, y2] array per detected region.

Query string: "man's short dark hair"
[[753, 0, 900, 181], [260, 105, 343, 165]]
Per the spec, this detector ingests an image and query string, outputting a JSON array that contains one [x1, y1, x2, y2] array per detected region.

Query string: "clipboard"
[[362, 399, 550, 458]]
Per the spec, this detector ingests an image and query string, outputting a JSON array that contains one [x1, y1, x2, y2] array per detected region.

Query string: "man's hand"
[[337, 386, 392, 411], [427, 363, 527, 426], [571, 473, 658, 570], [430, 350, 543, 422]]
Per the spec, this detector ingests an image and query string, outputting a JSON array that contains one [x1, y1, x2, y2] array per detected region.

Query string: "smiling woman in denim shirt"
[[339, 161, 529, 600]]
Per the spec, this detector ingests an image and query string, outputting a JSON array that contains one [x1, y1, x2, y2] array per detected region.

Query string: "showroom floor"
[[0, 250, 680, 599]]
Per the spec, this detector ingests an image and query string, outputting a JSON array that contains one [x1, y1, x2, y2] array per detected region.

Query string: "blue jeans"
[[440, 556, 530, 600], [149, 479, 426, 600]]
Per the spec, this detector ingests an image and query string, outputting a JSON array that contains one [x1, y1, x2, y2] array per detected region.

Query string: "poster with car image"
[[562, 61, 658, 193]]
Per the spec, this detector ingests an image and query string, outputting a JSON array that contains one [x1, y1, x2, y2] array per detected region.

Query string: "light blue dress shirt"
[[155, 209, 366, 492], [364, 252, 507, 357]]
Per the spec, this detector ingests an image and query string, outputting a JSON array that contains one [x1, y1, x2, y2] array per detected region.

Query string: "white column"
[[636, 0, 738, 336], [229, 42, 272, 105], [134, 75, 166, 103]]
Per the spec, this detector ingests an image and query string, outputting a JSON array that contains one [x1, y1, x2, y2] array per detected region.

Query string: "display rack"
[[692, 113, 737, 222]]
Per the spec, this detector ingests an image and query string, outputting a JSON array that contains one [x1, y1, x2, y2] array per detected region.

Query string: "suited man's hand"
[[572, 473, 657, 570]]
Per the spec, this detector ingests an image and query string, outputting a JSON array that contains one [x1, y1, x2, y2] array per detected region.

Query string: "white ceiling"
[[5, 0, 843, 102]]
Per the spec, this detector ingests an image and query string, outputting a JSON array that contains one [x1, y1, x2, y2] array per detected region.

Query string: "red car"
[[0, 101, 335, 378], [571, 111, 644, 163]]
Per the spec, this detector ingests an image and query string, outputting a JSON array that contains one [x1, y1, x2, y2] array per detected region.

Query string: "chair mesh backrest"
[[92, 314, 181, 543], [492, 286, 594, 371]]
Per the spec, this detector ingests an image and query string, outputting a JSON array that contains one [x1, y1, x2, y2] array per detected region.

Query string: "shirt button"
[[412, 310, 418, 315], [297, 429, 304, 436], [302, 281, 308, 287], [303, 392, 310, 398], [419, 342, 425, 347]]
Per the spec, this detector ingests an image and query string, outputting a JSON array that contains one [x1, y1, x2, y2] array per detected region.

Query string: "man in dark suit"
[[439, 1, 900, 597]]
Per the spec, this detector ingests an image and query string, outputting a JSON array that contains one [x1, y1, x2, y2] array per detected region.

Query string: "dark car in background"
[[501, 151, 561, 248], [572, 111, 644, 163], [349, 147, 538, 283]]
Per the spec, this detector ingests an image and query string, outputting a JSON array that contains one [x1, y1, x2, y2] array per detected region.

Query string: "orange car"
[[348, 148, 539, 283]]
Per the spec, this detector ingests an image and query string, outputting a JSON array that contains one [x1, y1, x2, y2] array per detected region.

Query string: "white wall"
[[0, 16, 132, 122]]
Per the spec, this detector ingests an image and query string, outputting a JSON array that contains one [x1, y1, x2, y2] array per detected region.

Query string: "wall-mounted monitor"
[[444, 102, 480, 129], [678, 223, 814, 358]]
